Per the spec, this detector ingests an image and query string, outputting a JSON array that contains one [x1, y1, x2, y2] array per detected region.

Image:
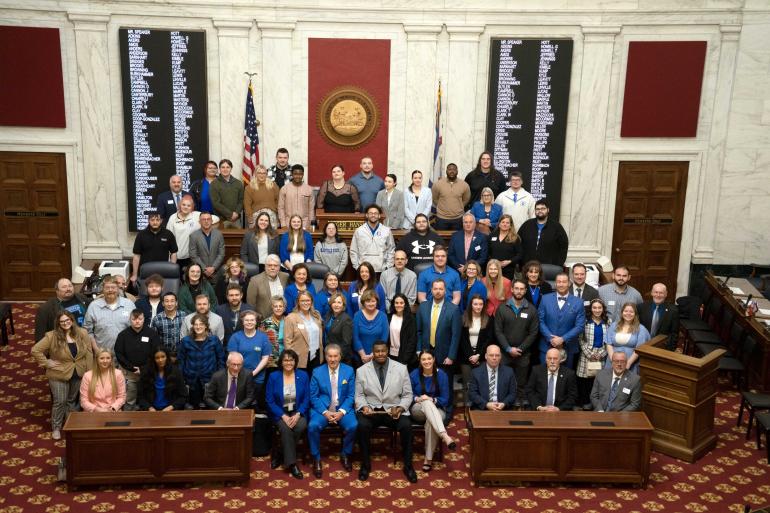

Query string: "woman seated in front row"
[[137, 347, 187, 411], [265, 349, 309, 480], [79, 348, 126, 413]]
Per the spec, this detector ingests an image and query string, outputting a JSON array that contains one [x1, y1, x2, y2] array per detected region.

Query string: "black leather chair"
[[305, 262, 331, 292], [541, 264, 564, 288], [138, 261, 181, 296]]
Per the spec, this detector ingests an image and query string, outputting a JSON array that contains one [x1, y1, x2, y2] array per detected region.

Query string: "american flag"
[[241, 82, 259, 185], [432, 80, 443, 182]]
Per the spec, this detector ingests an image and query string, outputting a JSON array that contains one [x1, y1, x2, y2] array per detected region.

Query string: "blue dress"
[[605, 322, 651, 373]]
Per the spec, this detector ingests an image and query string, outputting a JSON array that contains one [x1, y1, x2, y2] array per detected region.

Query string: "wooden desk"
[[468, 411, 653, 487], [63, 410, 253, 487]]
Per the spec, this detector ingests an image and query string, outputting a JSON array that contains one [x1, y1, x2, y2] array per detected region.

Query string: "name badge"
[[520, 313, 528, 319], [167, 199, 174, 204], [298, 323, 305, 329], [254, 347, 262, 352], [491, 237, 498, 241], [475, 245, 481, 251], [351, 292, 359, 297], [622, 387, 631, 394], [583, 301, 590, 306], [608, 301, 616, 306], [141, 336, 149, 342], [122, 311, 129, 316]]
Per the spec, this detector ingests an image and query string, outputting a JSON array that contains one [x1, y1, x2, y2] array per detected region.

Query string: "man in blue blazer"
[[417, 279, 461, 383], [468, 344, 517, 410], [537, 273, 586, 369], [447, 213, 489, 273], [308, 344, 357, 478], [156, 175, 189, 224]]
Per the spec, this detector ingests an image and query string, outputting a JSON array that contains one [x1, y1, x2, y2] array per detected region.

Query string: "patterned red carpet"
[[1, 303, 769, 513]]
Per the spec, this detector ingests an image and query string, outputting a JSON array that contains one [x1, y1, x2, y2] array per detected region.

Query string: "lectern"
[[636, 335, 725, 462]]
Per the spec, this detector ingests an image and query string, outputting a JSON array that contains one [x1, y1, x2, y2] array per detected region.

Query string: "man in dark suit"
[[447, 213, 489, 273], [156, 174, 189, 224], [204, 352, 255, 410], [639, 283, 680, 351], [308, 344, 357, 478], [538, 273, 585, 368], [526, 347, 578, 411], [569, 263, 599, 315], [590, 352, 642, 412], [215, 285, 254, 345], [417, 279, 461, 385], [468, 344, 517, 410]]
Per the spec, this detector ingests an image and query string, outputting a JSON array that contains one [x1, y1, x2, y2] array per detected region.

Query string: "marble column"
[[445, 25, 485, 174], [68, 13, 122, 259], [692, 24, 741, 263], [257, 22, 295, 163], [403, 25, 442, 180], [569, 25, 621, 259], [213, 19, 253, 177]]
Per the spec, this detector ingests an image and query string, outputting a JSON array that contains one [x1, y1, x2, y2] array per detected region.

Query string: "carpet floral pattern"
[[1, 303, 768, 513]]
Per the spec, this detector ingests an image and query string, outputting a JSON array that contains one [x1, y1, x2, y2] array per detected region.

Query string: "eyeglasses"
[[59, 319, 73, 324]]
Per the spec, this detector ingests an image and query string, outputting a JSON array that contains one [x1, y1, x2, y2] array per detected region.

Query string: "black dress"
[[488, 232, 523, 280]]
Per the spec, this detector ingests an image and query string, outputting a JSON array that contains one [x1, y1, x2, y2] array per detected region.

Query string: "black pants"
[[434, 217, 463, 231], [577, 376, 595, 408], [356, 412, 413, 469]]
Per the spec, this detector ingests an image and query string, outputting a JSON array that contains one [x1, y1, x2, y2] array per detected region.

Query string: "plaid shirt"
[[150, 310, 188, 353], [576, 321, 609, 378]]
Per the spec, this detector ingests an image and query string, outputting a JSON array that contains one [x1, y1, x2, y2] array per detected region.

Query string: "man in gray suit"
[[204, 352, 255, 410], [246, 255, 289, 319], [189, 211, 225, 282], [590, 352, 642, 412], [355, 340, 417, 483]]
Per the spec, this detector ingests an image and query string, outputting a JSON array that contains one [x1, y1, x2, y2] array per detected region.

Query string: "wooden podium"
[[636, 335, 725, 462]]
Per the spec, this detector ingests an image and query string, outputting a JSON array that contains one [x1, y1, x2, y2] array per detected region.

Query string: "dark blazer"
[[467, 364, 517, 410], [189, 228, 226, 270], [204, 367, 256, 410], [518, 218, 569, 266], [239, 232, 279, 267], [157, 189, 190, 223], [487, 232, 523, 280], [639, 301, 680, 350], [570, 283, 599, 302], [214, 274, 248, 305], [590, 368, 642, 412], [215, 302, 254, 345], [448, 229, 489, 271], [137, 364, 188, 411], [459, 319, 496, 364], [524, 281, 553, 308], [323, 311, 354, 364], [525, 364, 578, 411], [416, 300, 462, 363], [388, 311, 418, 368], [134, 297, 162, 327], [265, 369, 310, 422]]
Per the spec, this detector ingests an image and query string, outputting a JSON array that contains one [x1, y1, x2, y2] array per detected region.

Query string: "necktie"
[[513, 192, 518, 203], [330, 370, 338, 412], [558, 296, 567, 309], [546, 373, 555, 406], [395, 273, 402, 296], [651, 305, 661, 336], [430, 303, 440, 347], [225, 376, 237, 408], [174, 193, 181, 207], [489, 368, 497, 401], [576, 287, 582, 299], [378, 365, 386, 389], [607, 377, 619, 411]]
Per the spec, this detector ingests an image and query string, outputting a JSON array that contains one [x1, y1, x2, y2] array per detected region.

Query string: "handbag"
[[585, 360, 602, 377]]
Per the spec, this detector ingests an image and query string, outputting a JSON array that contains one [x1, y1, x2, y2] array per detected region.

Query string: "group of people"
[[30, 148, 681, 483]]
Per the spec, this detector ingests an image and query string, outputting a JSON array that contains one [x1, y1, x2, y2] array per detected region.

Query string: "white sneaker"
[[52, 429, 61, 440]]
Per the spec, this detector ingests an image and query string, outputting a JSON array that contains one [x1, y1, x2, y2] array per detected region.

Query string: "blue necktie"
[[546, 373, 555, 406], [607, 377, 619, 411]]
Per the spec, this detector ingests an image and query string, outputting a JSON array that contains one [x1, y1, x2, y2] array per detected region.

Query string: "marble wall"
[[0, 0, 768, 295]]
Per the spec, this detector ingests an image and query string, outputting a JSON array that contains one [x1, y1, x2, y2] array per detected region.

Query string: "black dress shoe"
[[403, 465, 418, 483], [270, 455, 282, 469], [447, 440, 457, 451], [289, 464, 303, 479], [313, 459, 322, 478], [340, 454, 352, 472], [358, 466, 370, 481]]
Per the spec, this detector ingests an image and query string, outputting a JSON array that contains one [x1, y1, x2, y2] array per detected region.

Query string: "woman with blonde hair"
[[279, 214, 314, 270], [31, 310, 95, 439], [283, 290, 324, 371], [79, 348, 126, 413], [483, 259, 511, 316], [605, 302, 651, 373], [244, 164, 279, 227], [215, 256, 248, 304], [488, 214, 522, 280]]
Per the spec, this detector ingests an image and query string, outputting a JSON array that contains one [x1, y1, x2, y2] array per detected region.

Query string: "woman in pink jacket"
[[79, 349, 126, 412]]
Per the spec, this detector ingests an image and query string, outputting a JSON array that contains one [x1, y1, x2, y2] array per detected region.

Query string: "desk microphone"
[[744, 294, 753, 307], [722, 275, 732, 288]]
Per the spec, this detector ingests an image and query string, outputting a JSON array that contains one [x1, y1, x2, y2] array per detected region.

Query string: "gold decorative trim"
[[316, 85, 380, 149]]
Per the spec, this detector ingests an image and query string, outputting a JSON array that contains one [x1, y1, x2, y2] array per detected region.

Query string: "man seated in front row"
[[526, 347, 578, 412], [590, 352, 641, 412], [308, 344, 357, 478], [355, 340, 417, 483], [204, 352, 255, 410], [468, 344, 517, 411]]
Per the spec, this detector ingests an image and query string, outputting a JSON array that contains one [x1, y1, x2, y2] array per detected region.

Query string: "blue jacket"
[[352, 310, 389, 356], [470, 202, 502, 229], [346, 282, 387, 317], [177, 335, 225, 384], [310, 363, 356, 416], [460, 279, 488, 312], [447, 230, 489, 271], [278, 231, 314, 267], [537, 292, 586, 355], [416, 300, 461, 362], [284, 282, 317, 314], [409, 368, 451, 410], [265, 369, 310, 422]]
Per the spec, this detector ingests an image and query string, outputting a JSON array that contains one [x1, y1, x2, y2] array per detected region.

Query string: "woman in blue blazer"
[[346, 262, 387, 317], [265, 349, 310, 479], [278, 214, 314, 271], [460, 260, 488, 312], [470, 187, 503, 231]]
